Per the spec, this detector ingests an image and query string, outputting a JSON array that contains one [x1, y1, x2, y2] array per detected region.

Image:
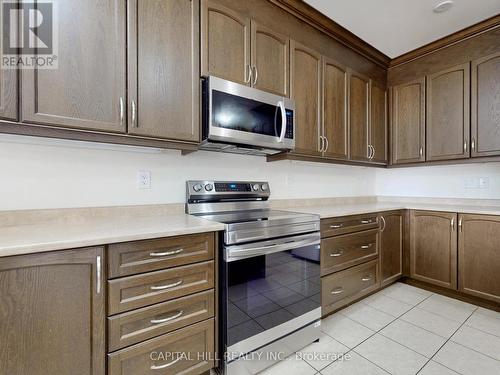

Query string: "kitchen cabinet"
[[127, 0, 200, 141], [0, 0, 17, 121], [391, 78, 426, 164], [349, 70, 370, 162], [458, 214, 500, 303], [426, 63, 470, 161], [379, 211, 403, 286], [369, 80, 388, 164], [471, 52, 500, 158], [21, 0, 126, 133], [0, 247, 105, 375], [290, 40, 322, 156], [410, 210, 458, 290]]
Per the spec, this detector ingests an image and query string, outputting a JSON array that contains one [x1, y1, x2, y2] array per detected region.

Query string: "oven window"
[[226, 249, 320, 347]]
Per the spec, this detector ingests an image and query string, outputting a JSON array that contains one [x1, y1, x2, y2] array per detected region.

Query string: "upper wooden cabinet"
[[21, 0, 127, 133], [426, 63, 470, 161], [410, 210, 457, 290], [379, 211, 403, 286], [369, 80, 388, 164], [458, 214, 500, 303], [290, 40, 322, 156], [127, 0, 200, 142], [0, 247, 105, 375], [349, 71, 370, 162], [471, 52, 500, 158], [391, 78, 426, 164], [0, 1, 17, 121]]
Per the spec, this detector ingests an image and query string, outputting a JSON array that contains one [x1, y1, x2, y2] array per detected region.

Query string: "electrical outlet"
[[137, 170, 151, 189], [479, 177, 490, 189]]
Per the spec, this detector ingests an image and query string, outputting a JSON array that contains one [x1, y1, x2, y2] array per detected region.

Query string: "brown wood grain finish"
[[391, 77, 426, 164], [426, 63, 470, 161], [321, 214, 379, 238], [108, 318, 214, 375], [410, 210, 458, 290], [369, 80, 388, 164], [21, 0, 126, 132], [471, 52, 500, 158], [458, 214, 500, 303], [379, 211, 404, 286], [321, 229, 378, 275], [290, 40, 322, 156], [108, 233, 214, 278], [108, 261, 215, 315], [0, 247, 105, 375], [0, 0, 18, 121], [108, 290, 215, 352], [349, 71, 370, 161], [127, 0, 200, 141]]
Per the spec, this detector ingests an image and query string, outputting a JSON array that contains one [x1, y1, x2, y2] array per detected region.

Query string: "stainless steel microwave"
[[201, 76, 295, 155]]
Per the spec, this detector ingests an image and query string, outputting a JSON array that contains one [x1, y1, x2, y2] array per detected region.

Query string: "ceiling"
[[304, 0, 500, 58]]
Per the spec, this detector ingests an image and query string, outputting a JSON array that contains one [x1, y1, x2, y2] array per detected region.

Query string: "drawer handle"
[[150, 248, 184, 257], [331, 287, 344, 295], [150, 279, 183, 291], [360, 244, 374, 250], [330, 224, 343, 229], [150, 310, 184, 324], [360, 219, 373, 224], [151, 357, 181, 370], [361, 275, 372, 282], [330, 249, 344, 257]]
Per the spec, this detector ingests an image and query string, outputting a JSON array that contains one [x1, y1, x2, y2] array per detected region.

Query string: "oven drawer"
[[321, 214, 379, 238], [108, 233, 214, 278], [321, 229, 378, 275], [108, 290, 215, 352], [108, 261, 214, 315], [322, 260, 379, 315], [108, 318, 214, 375]]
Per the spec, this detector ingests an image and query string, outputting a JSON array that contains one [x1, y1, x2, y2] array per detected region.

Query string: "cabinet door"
[[349, 71, 370, 162], [251, 21, 289, 97], [21, 0, 126, 133], [201, 0, 250, 85], [370, 81, 388, 164], [379, 211, 403, 286], [410, 210, 457, 289], [290, 40, 322, 156], [322, 57, 348, 159], [458, 214, 500, 303], [471, 52, 500, 158], [128, 0, 199, 141], [426, 63, 470, 161], [391, 78, 425, 164], [0, 247, 105, 375], [0, 0, 17, 121]]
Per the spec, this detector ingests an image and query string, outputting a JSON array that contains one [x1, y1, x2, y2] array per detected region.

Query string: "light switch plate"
[[479, 177, 490, 189], [137, 170, 151, 189]]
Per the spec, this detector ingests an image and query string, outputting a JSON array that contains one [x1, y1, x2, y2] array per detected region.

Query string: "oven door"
[[205, 76, 295, 150], [221, 232, 321, 357]]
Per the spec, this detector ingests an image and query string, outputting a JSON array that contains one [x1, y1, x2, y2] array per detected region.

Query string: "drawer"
[[108, 290, 215, 352], [321, 214, 379, 238], [108, 233, 214, 278], [108, 318, 214, 375], [321, 229, 378, 275], [322, 259, 379, 315], [108, 261, 214, 315]]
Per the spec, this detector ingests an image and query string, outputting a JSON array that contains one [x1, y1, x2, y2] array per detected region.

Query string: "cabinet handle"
[[471, 138, 475, 151], [131, 100, 137, 127], [380, 216, 386, 232], [464, 141, 468, 152], [151, 357, 181, 370], [150, 279, 183, 291], [331, 287, 344, 295], [330, 249, 344, 257], [361, 275, 372, 282], [96, 255, 102, 294], [330, 223, 343, 229], [459, 218, 463, 232], [319, 136, 324, 152], [119, 97, 125, 126], [150, 310, 184, 324], [245, 65, 252, 84], [360, 219, 372, 224], [419, 147, 423, 158], [150, 248, 183, 257], [252, 65, 258, 86], [324, 137, 329, 152], [451, 218, 455, 231], [360, 243, 373, 250]]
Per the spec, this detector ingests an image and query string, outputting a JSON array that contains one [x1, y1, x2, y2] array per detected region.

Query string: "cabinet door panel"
[[471, 52, 500, 158], [0, 0, 17, 121], [128, 0, 199, 141], [201, 0, 250, 85], [349, 71, 369, 162], [459, 214, 500, 303], [426, 63, 470, 161], [410, 210, 457, 290], [21, 0, 126, 132], [379, 211, 403, 286], [251, 21, 289, 97], [370, 81, 387, 164], [391, 78, 425, 164], [290, 40, 321, 156]]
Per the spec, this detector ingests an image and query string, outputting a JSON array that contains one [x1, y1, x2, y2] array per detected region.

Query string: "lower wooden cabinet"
[[379, 211, 404, 286], [0, 247, 106, 375]]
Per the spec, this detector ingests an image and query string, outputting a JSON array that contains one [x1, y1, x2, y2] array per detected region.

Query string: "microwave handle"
[[277, 101, 286, 143]]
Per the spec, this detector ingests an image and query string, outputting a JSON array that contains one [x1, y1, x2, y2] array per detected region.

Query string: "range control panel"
[[186, 180, 270, 201]]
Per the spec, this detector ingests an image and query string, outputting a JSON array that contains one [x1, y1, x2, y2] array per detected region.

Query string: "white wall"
[[0, 135, 376, 211]]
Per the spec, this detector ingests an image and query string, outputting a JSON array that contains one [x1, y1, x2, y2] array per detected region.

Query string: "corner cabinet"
[[348, 71, 370, 162], [0, 247, 105, 375], [369, 80, 388, 164], [379, 211, 403, 286]]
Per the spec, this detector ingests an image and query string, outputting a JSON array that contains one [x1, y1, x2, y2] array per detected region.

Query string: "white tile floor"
[[260, 282, 500, 375]]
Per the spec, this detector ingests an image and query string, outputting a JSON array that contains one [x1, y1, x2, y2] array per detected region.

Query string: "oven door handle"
[[277, 100, 287, 143]]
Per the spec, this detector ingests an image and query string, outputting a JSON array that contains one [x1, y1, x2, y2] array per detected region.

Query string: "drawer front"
[[108, 318, 214, 375], [108, 233, 214, 278], [321, 229, 378, 275], [108, 261, 214, 315], [321, 214, 379, 238], [108, 290, 215, 352], [322, 260, 379, 314]]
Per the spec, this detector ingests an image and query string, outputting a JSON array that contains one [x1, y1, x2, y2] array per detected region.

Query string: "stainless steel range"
[[186, 181, 321, 375]]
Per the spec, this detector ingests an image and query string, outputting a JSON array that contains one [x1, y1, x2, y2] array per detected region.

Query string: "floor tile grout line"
[[398, 314, 460, 339], [450, 337, 500, 363], [462, 320, 500, 340], [318, 347, 391, 375]]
